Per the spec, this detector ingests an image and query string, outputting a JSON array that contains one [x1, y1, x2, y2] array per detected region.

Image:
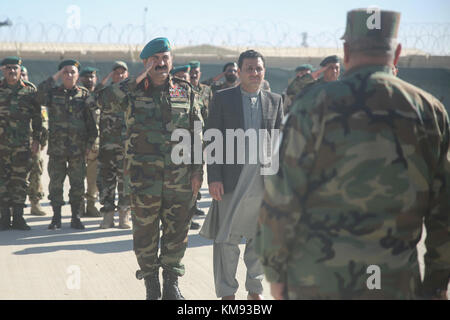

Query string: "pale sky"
[[1, 0, 449, 50]]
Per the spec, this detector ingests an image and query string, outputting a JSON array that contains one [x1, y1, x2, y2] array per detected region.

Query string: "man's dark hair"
[[223, 62, 238, 72], [237, 50, 265, 69]]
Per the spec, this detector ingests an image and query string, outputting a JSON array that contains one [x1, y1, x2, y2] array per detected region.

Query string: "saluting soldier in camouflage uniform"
[[95, 61, 131, 229], [203, 62, 240, 93], [102, 38, 203, 300], [21, 65, 48, 216], [256, 9, 450, 300], [0, 56, 43, 231], [79, 67, 101, 217], [37, 60, 98, 230]]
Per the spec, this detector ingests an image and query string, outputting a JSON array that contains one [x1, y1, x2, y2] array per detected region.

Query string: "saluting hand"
[[136, 59, 154, 84], [101, 71, 114, 86], [52, 68, 64, 82]]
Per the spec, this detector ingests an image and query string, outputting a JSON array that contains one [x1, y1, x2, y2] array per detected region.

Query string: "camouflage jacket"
[[95, 83, 128, 153], [37, 77, 98, 157], [203, 78, 238, 93], [256, 65, 450, 299], [102, 75, 203, 195], [0, 79, 43, 149], [283, 73, 318, 113], [192, 83, 213, 126]]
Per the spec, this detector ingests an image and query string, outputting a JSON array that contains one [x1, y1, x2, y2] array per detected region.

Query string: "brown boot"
[[30, 200, 46, 216], [118, 207, 131, 229], [99, 211, 115, 229]]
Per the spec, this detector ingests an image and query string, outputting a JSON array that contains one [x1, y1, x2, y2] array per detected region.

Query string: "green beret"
[[112, 61, 128, 71], [320, 55, 339, 67], [80, 67, 98, 77], [140, 37, 171, 59], [295, 64, 313, 72], [58, 59, 81, 71], [341, 9, 401, 51], [170, 65, 191, 75], [188, 60, 201, 69], [1, 56, 22, 66], [20, 65, 28, 73]]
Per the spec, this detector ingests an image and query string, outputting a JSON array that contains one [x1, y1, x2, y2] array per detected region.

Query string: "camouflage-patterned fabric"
[[37, 77, 97, 207], [95, 84, 129, 212], [256, 65, 450, 299], [192, 83, 212, 127], [27, 149, 44, 202], [0, 79, 43, 207], [85, 107, 100, 204], [203, 78, 238, 94], [284, 73, 317, 112], [102, 75, 203, 277], [27, 107, 48, 202]]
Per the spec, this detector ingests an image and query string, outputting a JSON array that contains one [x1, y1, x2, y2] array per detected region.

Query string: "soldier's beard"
[[225, 74, 237, 83]]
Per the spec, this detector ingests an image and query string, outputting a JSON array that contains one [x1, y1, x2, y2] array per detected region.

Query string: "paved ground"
[[0, 149, 272, 300], [0, 150, 447, 300]]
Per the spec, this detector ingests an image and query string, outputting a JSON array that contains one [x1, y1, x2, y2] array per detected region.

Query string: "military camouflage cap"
[[188, 60, 201, 69], [1, 56, 22, 66], [295, 64, 314, 72], [58, 59, 81, 71], [341, 8, 401, 51], [320, 55, 339, 67], [170, 65, 191, 75], [112, 60, 128, 71], [80, 66, 98, 77], [140, 37, 171, 59]]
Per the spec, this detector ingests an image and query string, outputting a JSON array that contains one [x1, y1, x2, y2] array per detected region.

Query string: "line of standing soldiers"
[[0, 53, 242, 233]]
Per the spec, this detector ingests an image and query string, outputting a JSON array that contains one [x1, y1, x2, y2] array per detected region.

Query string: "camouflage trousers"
[[97, 148, 129, 212], [27, 149, 44, 202], [85, 149, 98, 203], [131, 178, 196, 278], [48, 155, 86, 207], [0, 146, 32, 208]]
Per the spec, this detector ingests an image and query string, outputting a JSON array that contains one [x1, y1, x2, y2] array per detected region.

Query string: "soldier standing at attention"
[[95, 61, 131, 229], [189, 60, 213, 221], [102, 38, 203, 300], [21, 65, 48, 216], [0, 56, 43, 230], [256, 9, 450, 300], [79, 67, 101, 217], [37, 60, 98, 230], [189, 61, 213, 126]]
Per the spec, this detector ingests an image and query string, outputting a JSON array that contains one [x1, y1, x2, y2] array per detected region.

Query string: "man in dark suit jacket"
[[204, 50, 284, 300]]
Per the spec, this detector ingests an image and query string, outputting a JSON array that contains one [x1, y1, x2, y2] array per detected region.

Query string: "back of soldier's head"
[[342, 8, 401, 58]]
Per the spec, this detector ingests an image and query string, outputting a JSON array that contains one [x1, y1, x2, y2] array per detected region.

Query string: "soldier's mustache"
[[155, 66, 168, 71]]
